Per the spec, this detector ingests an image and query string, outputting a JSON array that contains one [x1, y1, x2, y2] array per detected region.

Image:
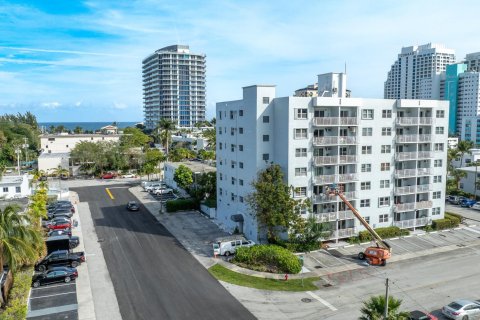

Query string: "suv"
[[35, 250, 85, 272]]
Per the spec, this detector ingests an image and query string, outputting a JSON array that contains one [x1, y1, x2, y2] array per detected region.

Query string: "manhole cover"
[[301, 298, 312, 303], [315, 266, 323, 269], [323, 284, 333, 288], [97, 238, 105, 242]]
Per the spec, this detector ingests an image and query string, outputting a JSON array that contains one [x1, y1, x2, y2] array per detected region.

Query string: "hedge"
[[432, 213, 461, 230], [233, 245, 302, 274], [203, 198, 217, 208], [445, 212, 463, 223], [358, 226, 409, 242], [270, 238, 321, 253], [0, 268, 33, 320], [165, 199, 199, 212]]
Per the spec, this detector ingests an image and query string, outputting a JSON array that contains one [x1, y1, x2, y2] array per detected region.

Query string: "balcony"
[[396, 151, 417, 161], [340, 117, 358, 125], [395, 169, 417, 178], [417, 151, 434, 159], [394, 185, 416, 195], [395, 134, 432, 143], [416, 184, 432, 192], [313, 191, 358, 204], [314, 175, 336, 185], [416, 201, 433, 209], [395, 202, 416, 212], [396, 117, 419, 125], [417, 168, 432, 176], [313, 117, 358, 126], [339, 155, 357, 164], [313, 136, 357, 146], [338, 173, 358, 183], [393, 217, 429, 229], [314, 173, 358, 185], [314, 156, 338, 166], [419, 117, 434, 125], [326, 227, 356, 240]]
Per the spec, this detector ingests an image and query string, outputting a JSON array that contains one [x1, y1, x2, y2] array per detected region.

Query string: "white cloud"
[[75, 101, 82, 107], [40, 102, 61, 109], [112, 102, 128, 110]]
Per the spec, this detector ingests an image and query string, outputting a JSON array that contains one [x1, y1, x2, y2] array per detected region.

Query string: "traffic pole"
[[384, 278, 389, 319]]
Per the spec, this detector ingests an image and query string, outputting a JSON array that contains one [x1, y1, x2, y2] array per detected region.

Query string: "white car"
[[153, 188, 173, 195], [144, 184, 163, 192], [472, 203, 480, 211], [122, 173, 136, 178]]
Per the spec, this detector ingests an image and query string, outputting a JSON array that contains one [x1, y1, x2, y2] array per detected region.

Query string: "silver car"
[[442, 300, 480, 320]]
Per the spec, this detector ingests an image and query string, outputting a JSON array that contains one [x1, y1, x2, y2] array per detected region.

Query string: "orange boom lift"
[[326, 185, 392, 266]]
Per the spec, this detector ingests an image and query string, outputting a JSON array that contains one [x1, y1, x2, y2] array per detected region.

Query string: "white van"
[[213, 236, 255, 256]]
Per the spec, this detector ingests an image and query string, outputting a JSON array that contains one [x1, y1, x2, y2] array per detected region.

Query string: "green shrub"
[[445, 212, 463, 223], [233, 245, 302, 274], [203, 198, 217, 208], [165, 199, 198, 212], [358, 226, 409, 242], [432, 213, 460, 230], [1, 268, 32, 320], [271, 238, 321, 253]]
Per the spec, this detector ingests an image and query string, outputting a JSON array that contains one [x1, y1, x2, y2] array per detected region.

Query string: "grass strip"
[[208, 264, 320, 292]]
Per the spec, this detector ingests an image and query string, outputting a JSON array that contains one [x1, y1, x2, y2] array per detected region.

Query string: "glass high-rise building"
[[143, 45, 206, 129]]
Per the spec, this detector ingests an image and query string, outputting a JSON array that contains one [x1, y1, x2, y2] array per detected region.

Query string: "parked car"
[[35, 250, 85, 272], [32, 266, 78, 288], [48, 203, 74, 213], [126, 201, 140, 211], [153, 187, 173, 195], [42, 216, 71, 227], [47, 201, 73, 209], [122, 173, 136, 178], [448, 196, 466, 205], [461, 199, 477, 208], [45, 218, 72, 230], [48, 229, 72, 237], [472, 203, 480, 211], [101, 172, 116, 179], [145, 183, 165, 192], [213, 236, 255, 256], [409, 310, 438, 320], [141, 180, 160, 187], [442, 300, 480, 319]]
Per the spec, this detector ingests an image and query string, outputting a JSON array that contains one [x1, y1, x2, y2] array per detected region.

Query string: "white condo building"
[[143, 45, 206, 129], [217, 73, 448, 242], [384, 43, 455, 100]]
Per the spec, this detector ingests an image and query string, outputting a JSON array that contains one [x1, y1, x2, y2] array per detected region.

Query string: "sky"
[[0, 0, 479, 122]]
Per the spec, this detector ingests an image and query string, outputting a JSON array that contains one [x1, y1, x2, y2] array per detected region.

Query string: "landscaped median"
[[0, 267, 33, 319], [208, 264, 320, 291]]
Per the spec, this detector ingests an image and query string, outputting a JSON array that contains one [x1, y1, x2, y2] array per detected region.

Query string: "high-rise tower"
[[143, 45, 206, 129]]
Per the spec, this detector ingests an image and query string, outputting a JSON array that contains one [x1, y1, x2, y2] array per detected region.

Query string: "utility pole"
[[384, 278, 389, 319]]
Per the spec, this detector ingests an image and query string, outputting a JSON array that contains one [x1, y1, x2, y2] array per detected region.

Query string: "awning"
[[230, 214, 244, 222]]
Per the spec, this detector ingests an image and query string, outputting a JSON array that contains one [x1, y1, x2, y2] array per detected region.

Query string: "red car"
[[409, 310, 438, 320], [47, 219, 72, 230], [101, 172, 116, 179]]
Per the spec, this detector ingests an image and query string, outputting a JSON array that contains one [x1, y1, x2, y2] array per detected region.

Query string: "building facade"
[[442, 63, 468, 135], [384, 43, 455, 100], [143, 45, 206, 130], [0, 175, 31, 199], [217, 73, 448, 242]]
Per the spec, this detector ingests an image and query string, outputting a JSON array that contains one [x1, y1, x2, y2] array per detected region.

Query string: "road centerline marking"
[[105, 188, 115, 200], [307, 291, 337, 311]]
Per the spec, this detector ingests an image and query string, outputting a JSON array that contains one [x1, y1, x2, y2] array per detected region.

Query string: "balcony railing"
[[314, 173, 358, 185], [338, 173, 359, 183], [417, 151, 434, 159], [417, 168, 432, 176], [314, 156, 338, 165], [416, 200, 433, 209], [419, 117, 434, 125], [416, 184, 432, 192], [395, 169, 417, 178], [314, 175, 336, 184], [396, 152, 417, 160], [326, 227, 356, 240], [395, 202, 416, 212], [340, 117, 358, 125], [316, 211, 355, 222], [339, 155, 357, 163], [313, 136, 357, 146], [396, 134, 432, 143], [393, 217, 429, 229], [394, 185, 416, 195], [313, 117, 358, 126], [313, 191, 358, 204], [396, 117, 434, 125]]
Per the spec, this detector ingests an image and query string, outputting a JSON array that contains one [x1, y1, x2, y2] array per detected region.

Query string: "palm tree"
[[0, 162, 6, 179], [359, 295, 409, 320], [447, 148, 461, 173], [451, 169, 467, 190], [155, 119, 176, 156], [458, 140, 474, 167], [202, 128, 216, 150], [0, 205, 42, 272], [74, 126, 83, 134], [49, 125, 55, 133], [52, 165, 69, 197]]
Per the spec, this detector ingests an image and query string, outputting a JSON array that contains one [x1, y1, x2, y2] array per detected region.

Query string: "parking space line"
[[105, 188, 115, 199], [27, 304, 78, 318], [388, 241, 412, 253], [31, 283, 75, 291], [324, 250, 349, 266], [398, 237, 426, 250], [413, 234, 439, 248], [307, 291, 337, 311], [30, 291, 76, 300]]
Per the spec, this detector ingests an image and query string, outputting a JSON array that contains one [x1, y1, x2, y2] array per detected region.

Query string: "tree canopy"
[[359, 295, 409, 320], [174, 165, 193, 189]]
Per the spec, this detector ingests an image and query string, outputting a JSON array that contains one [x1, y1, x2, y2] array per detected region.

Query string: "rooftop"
[[38, 152, 70, 159], [165, 161, 216, 173], [458, 166, 480, 173], [0, 174, 28, 185], [40, 134, 123, 138]]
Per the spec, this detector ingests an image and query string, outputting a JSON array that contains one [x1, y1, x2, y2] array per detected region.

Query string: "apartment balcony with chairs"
[[393, 217, 429, 229]]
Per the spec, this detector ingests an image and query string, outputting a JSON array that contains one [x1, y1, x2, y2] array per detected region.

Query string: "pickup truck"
[[35, 250, 85, 272], [46, 235, 80, 254]]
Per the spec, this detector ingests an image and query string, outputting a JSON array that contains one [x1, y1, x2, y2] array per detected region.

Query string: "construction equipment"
[[326, 184, 391, 266]]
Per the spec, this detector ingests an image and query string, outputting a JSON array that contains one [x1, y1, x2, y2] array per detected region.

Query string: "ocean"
[[38, 122, 141, 132]]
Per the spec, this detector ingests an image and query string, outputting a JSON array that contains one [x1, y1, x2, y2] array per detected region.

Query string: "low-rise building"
[[448, 137, 458, 149], [0, 174, 31, 199], [37, 152, 70, 175], [164, 161, 216, 190], [452, 148, 480, 168], [458, 166, 480, 196], [40, 133, 122, 154], [100, 125, 118, 134]]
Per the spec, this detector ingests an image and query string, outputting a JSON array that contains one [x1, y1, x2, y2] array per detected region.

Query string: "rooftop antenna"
[[344, 61, 347, 75]]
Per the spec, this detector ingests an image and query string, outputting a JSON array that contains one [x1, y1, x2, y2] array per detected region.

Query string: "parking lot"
[[304, 225, 480, 273], [27, 282, 78, 319]]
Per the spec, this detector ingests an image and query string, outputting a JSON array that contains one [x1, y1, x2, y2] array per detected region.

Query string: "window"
[[361, 182, 371, 190], [382, 110, 392, 118], [295, 148, 307, 157], [434, 159, 442, 167], [15, 186, 21, 193], [239, 179, 244, 186], [378, 197, 390, 207], [262, 153, 269, 161], [219, 143, 222, 150], [380, 180, 390, 188], [294, 128, 308, 139], [218, 111, 222, 120], [231, 127, 235, 136], [435, 127, 444, 134], [66, 145, 69, 148], [231, 177, 236, 185], [48, 137, 55, 141], [263, 97, 270, 104], [230, 111, 234, 119], [263, 135, 270, 142], [362, 128, 373, 136], [219, 127, 222, 134], [381, 163, 390, 171], [363, 216, 370, 224], [379, 214, 389, 223], [239, 145, 244, 151], [434, 143, 444, 151], [295, 168, 307, 176], [2, 187, 7, 192], [231, 193, 235, 201], [381, 145, 391, 154], [362, 109, 374, 119], [219, 173, 223, 181], [294, 187, 307, 197], [239, 196, 244, 203], [436, 110, 445, 118], [381, 128, 392, 136], [239, 127, 244, 134], [360, 199, 370, 207], [231, 161, 236, 169], [433, 191, 441, 199], [362, 146, 372, 154], [361, 164, 372, 172], [295, 108, 308, 119], [432, 207, 441, 215], [239, 162, 244, 169], [231, 144, 235, 152], [239, 110, 244, 116], [433, 175, 442, 183], [263, 116, 270, 123]]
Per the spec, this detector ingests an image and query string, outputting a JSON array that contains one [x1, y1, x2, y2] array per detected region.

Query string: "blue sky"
[[0, 0, 479, 122]]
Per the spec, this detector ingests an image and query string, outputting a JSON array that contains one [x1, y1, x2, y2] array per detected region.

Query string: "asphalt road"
[[72, 184, 255, 320]]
